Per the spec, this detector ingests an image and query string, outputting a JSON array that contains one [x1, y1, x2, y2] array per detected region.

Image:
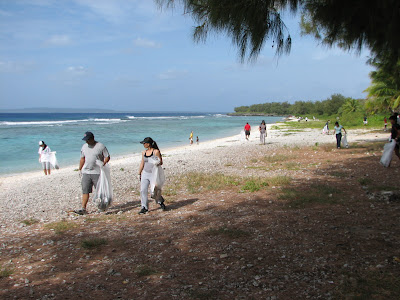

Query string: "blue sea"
[[0, 112, 283, 175]]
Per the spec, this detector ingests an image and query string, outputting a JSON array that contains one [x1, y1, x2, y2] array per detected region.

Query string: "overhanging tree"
[[158, 0, 400, 65]]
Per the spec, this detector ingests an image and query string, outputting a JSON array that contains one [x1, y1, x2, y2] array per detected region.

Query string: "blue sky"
[[0, 0, 373, 112]]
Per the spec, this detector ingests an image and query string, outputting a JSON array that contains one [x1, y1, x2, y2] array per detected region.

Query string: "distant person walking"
[[323, 120, 330, 135], [189, 131, 193, 145], [196, 136, 199, 145], [244, 123, 251, 140], [363, 116, 368, 126], [259, 120, 267, 144], [74, 132, 110, 215], [389, 115, 400, 160], [38, 141, 52, 175], [384, 117, 388, 131], [138, 137, 166, 214], [334, 122, 347, 149]]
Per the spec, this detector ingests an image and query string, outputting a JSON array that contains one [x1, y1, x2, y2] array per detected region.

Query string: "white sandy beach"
[[0, 123, 391, 233]]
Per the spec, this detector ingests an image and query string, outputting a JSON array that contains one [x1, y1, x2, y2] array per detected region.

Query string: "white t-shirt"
[[38, 146, 51, 162], [81, 142, 110, 174]]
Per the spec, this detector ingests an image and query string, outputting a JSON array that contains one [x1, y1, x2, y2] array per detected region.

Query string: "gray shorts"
[[81, 173, 100, 194], [42, 162, 51, 170]]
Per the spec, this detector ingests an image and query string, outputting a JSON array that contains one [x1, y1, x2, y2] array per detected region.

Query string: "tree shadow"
[[105, 200, 141, 214], [164, 198, 199, 211], [2, 144, 400, 299]]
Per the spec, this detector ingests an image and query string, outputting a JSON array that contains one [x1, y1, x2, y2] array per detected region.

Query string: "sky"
[[0, 0, 374, 112]]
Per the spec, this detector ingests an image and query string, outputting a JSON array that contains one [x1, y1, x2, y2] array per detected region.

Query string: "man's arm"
[[79, 157, 85, 171], [103, 156, 110, 165]]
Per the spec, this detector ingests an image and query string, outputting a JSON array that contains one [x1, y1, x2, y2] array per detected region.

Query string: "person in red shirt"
[[244, 122, 251, 140]]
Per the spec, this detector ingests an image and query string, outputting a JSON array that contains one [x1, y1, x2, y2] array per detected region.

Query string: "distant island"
[[227, 112, 281, 116]]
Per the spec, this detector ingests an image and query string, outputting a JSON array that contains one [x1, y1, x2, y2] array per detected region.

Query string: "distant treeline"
[[234, 94, 365, 116]]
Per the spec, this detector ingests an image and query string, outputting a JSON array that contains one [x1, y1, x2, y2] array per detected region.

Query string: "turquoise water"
[[0, 112, 283, 175]]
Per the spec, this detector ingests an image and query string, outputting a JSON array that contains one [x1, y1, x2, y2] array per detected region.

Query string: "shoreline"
[[0, 130, 245, 179], [0, 124, 391, 233]]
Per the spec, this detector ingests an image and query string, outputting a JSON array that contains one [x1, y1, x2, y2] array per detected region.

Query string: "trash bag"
[[49, 151, 59, 169], [342, 134, 349, 148], [93, 164, 113, 210], [322, 125, 328, 134], [148, 156, 165, 195], [380, 140, 396, 167]]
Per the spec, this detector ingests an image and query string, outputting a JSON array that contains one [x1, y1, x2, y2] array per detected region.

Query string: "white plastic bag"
[[148, 156, 165, 195], [322, 125, 328, 134], [342, 134, 349, 148], [49, 151, 59, 169], [93, 164, 113, 210], [380, 141, 396, 167]]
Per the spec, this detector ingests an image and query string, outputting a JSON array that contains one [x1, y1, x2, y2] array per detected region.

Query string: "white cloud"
[[0, 60, 36, 73], [158, 69, 188, 80], [45, 35, 72, 46], [66, 66, 88, 75], [133, 37, 161, 48]]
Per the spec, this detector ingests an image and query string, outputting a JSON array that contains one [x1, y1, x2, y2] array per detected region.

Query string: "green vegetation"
[[81, 238, 108, 249], [0, 265, 13, 278], [234, 92, 395, 127], [164, 172, 291, 196], [241, 178, 269, 192], [207, 227, 250, 238], [21, 218, 39, 226], [279, 184, 340, 208], [45, 220, 77, 234], [134, 265, 158, 277], [164, 172, 240, 195], [358, 177, 372, 186], [267, 176, 292, 186]]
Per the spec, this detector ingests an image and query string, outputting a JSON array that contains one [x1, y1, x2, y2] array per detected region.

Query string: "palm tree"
[[365, 82, 400, 113], [365, 55, 400, 113], [340, 98, 360, 114]]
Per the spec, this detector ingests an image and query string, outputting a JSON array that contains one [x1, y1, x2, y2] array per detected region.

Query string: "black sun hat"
[[140, 137, 153, 144]]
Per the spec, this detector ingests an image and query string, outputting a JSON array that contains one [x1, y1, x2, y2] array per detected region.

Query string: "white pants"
[[140, 171, 164, 209], [260, 132, 266, 144]]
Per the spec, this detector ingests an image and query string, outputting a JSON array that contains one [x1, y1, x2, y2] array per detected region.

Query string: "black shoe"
[[138, 207, 148, 214], [160, 203, 166, 211], [73, 209, 87, 215]]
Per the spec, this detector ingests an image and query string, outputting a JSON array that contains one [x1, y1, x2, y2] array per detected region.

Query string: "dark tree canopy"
[[158, 0, 400, 64]]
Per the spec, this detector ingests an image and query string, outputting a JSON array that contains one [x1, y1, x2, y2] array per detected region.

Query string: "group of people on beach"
[[189, 130, 199, 145], [39, 132, 166, 215], [39, 113, 400, 216], [243, 121, 267, 144]]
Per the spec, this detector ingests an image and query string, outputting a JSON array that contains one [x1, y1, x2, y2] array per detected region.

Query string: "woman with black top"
[[259, 120, 267, 144], [138, 137, 166, 214]]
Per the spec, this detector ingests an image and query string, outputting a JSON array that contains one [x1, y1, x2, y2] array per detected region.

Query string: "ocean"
[[0, 112, 283, 175]]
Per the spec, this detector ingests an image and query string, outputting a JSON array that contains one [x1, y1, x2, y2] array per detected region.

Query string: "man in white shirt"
[[74, 131, 110, 215]]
